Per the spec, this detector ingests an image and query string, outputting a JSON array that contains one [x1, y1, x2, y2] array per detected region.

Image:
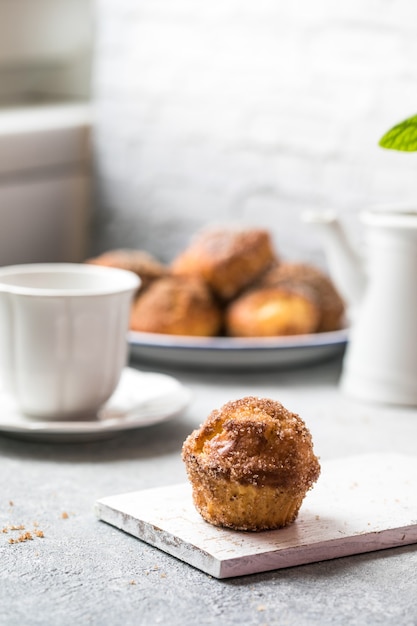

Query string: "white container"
[[304, 208, 417, 407], [0, 103, 92, 266]]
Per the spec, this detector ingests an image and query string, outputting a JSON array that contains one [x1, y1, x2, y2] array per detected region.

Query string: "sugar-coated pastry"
[[225, 285, 320, 337], [85, 249, 167, 291], [130, 275, 222, 336], [182, 396, 321, 531], [171, 227, 277, 301], [260, 262, 345, 332]]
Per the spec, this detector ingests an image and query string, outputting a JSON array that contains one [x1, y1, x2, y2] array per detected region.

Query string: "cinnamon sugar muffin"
[[171, 227, 277, 301], [225, 285, 320, 337], [130, 275, 222, 336], [182, 396, 321, 531], [86, 249, 167, 291], [260, 262, 345, 332]]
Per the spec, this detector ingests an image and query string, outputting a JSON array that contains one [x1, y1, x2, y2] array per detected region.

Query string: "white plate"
[[0, 368, 191, 443], [129, 328, 348, 370]]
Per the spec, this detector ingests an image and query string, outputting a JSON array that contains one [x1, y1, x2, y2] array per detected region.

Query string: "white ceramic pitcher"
[[303, 207, 417, 407]]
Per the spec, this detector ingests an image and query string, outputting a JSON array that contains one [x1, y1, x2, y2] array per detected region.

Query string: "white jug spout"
[[302, 211, 366, 308]]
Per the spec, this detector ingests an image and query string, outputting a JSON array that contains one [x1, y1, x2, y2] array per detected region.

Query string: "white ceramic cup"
[[0, 263, 140, 420]]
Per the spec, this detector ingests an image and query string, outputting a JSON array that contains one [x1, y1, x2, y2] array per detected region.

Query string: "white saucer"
[[0, 368, 191, 443]]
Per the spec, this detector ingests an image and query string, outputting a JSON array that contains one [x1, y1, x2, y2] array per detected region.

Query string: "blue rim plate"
[[128, 328, 348, 370]]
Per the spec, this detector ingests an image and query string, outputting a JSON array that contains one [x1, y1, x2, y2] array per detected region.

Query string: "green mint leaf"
[[379, 115, 417, 151]]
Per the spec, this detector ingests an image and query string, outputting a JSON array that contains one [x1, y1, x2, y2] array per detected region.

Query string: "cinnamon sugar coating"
[[130, 275, 222, 336], [183, 396, 320, 490], [86, 249, 167, 291], [182, 396, 321, 531], [171, 228, 277, 301], [225, 285, 320, 337], [260, 262, 345, 332]]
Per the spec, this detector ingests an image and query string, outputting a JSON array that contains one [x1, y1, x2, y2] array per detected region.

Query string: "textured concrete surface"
[[1, 355, 417, 625], [90, 1, 417, 263]]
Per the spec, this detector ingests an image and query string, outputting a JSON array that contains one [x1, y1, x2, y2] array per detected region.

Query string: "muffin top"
[[260, 262, 345, 332], [85, 249, 167, 290], [171, 227, 277, 300], [182, 396, 320, 493], [173, 228, 273, 264], [130, 275, 222, 336]]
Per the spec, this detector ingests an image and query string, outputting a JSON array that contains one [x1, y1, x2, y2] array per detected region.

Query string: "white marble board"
[[95, 454, 417, 579]]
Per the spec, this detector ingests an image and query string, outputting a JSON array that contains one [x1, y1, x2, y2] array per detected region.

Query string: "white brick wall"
[[91, 0, 417, 266]]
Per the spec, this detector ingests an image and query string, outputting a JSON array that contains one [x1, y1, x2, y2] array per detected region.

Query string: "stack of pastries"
[[86, 226, 345, 338]]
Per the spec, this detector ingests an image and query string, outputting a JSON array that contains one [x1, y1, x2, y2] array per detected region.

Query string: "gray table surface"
[[1, 352, 417, 626]]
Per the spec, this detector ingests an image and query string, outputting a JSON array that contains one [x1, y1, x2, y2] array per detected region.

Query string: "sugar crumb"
[[4, 523, 45, 544], [9, 531, 33, 544]]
